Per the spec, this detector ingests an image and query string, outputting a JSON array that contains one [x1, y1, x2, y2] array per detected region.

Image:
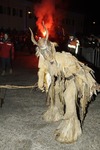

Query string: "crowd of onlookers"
[[0, 28, 100, 74], [0, 28, 36, 54], [80, 34, 100, 49], [0, 28, 100, 54]]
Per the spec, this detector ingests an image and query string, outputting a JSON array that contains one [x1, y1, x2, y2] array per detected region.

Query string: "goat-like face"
[[29, 22, 55, 61], [38, 38, 47, 48], [36, 40, 54, 61]]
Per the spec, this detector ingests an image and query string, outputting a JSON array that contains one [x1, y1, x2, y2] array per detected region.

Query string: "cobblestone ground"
[[0, 52, 100, 150]]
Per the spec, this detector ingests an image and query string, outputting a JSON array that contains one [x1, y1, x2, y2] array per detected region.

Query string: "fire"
[[37, 22, 50, 38], [33, 0, 66, 40], [36, 25, 47, 38], [42, 30, 46, 37]]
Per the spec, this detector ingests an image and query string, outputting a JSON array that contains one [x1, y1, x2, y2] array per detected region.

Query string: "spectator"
[[0, 32, 4, 42], [67, 35, 80, 56], [0, 33, 14, 76]]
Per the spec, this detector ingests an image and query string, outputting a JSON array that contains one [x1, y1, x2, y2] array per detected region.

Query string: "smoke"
[[34, 0, 66, 38]]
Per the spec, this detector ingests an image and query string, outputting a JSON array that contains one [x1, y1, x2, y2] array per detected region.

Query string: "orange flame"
[[34, 0, 66, 40], [37, 22, 49, 38], [42, 30, 46, 37]]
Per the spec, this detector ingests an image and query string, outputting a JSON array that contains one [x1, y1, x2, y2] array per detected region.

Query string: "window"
[[66, 19, 68, 24], [7, 7, 11, 15], [0, 5, 3, 14], [19, 9, 23, 17], [12, 8, 16, 16], [72, 20, 75, 26]]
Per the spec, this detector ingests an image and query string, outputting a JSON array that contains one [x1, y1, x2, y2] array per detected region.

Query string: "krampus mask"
[[29, 22, 57, 61]]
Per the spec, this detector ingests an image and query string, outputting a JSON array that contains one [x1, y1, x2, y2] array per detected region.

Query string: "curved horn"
[[29, 27, 38, 45], [42, 21, 49, 41]]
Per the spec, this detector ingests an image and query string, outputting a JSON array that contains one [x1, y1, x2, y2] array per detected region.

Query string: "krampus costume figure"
[[29, 22, 100, 144]]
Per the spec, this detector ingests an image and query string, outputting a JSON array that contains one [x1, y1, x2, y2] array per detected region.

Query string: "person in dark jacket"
[[0, 33, 14, 75]]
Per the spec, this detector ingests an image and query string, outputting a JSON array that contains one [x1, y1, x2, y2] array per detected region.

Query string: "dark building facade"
[[0, 0, 85, 35]]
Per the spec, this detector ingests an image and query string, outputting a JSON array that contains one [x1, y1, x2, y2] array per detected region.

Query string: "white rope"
[[0, 82, 38, 89]]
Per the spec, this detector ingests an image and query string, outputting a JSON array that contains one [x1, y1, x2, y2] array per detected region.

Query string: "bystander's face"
[[69, 36, 74, 41], [4, 34, 8, 40]]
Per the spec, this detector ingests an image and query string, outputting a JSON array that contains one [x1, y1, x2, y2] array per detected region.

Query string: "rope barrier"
[[0, 82, 38, 89]]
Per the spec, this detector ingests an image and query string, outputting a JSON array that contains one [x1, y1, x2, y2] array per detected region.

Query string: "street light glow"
[[28, 11, 31, 14], [93, 21, 96, 24]]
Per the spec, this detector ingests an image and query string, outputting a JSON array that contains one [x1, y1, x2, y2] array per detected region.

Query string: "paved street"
[[0, 51, 100, 150]]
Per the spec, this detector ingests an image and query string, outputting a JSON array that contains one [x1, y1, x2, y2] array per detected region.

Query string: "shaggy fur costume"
[[29, 23, 100, 143]]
